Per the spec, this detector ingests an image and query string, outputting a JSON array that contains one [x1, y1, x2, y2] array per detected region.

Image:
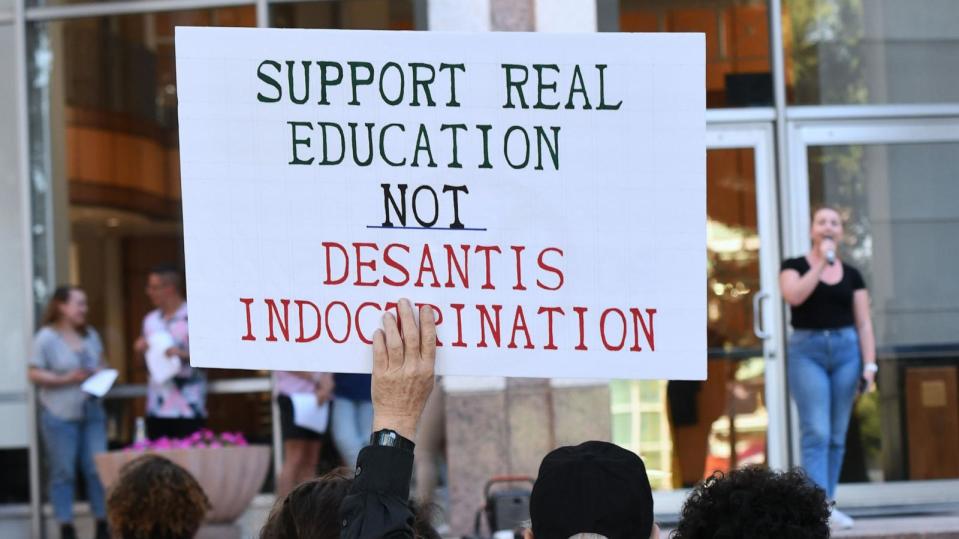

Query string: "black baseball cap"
[[529, 441, 654, 539]]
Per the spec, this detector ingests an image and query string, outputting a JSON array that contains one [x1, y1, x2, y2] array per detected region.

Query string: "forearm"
[[782, 263, 825, 306], [340, 445, 415, 539], [857, 323, 876, 364], [28, 368, 69, 387]]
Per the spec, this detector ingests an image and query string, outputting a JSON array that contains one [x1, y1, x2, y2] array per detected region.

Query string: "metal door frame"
[[785, 114, 959, 508]]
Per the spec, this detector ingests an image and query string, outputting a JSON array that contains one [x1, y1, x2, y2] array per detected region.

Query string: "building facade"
[[1, 0, 959, 536]]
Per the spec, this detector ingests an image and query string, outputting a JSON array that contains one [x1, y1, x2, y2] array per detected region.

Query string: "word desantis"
[[236, 241, 657, 353]]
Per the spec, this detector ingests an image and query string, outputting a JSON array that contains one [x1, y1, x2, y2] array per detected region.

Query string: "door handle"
[[753, 290, 771, 340]]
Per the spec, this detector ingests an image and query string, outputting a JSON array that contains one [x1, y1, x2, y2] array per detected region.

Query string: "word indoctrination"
[[176, 28, 706, 379]]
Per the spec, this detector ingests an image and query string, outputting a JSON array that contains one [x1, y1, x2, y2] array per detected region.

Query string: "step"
[[832, 514, 959, 539]]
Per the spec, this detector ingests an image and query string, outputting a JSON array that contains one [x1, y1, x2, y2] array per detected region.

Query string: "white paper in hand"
[[81, 369, 119, 397], [290, 392, 330, 434], [146, 331, 181, 385]]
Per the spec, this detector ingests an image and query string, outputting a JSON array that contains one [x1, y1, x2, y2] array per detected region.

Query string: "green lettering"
[[534, 64, 560, 110], [439, 63, 466, 107], [287, 121, 314, 165], [348, 61, 374, 106], [256, 60, 282, 103], [565, 65, 592, 110], [379, 123, 407, 167], [412, 124, 438, 168], [440, 124, 467, 168], [502, 64, 529, 109]]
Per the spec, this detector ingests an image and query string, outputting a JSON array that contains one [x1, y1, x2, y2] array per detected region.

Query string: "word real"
[[256, 60, 623, 171]]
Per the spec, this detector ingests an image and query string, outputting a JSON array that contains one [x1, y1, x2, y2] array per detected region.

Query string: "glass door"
[[616, 120, 787, 513], [785, 115, 959, 507]]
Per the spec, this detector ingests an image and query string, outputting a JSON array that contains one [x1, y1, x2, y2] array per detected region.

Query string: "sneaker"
[[830, 507, 855, 529]]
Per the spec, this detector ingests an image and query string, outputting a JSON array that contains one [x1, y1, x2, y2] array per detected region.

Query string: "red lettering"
[[476, 304, 503, 347], [511, 245, 527, 291], [415, 244, 442, 288], [265, 298, 291, 342], [295, 300, 322, 343], [600, 308, 627, 351], [444, 244, 470, 288], [355, 301, 382, 344], [240, 298, 256, 341], [449, 303, 467, 347], [353, 242, 380, 287], [383, 243, 411, 286], [630, 308, 656, 352], [322, 242, 349, 285], [508, 305, 534, 349], [536, 247, 565, 291], [537, 306, 564, 350], [324, 301, 352, 344], [474, 245, 502, 290], [573, 306, 588, 350]]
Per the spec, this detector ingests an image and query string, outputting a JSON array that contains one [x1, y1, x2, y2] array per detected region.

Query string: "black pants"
[[145, 416, 206, 440]]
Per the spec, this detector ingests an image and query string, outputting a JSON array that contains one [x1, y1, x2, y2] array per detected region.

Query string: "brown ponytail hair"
[[40, 286, 87, 335]]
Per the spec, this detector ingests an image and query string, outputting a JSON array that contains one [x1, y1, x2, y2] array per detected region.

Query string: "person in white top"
[[134, 264, 207, 440], [274, 371, 334, 497]]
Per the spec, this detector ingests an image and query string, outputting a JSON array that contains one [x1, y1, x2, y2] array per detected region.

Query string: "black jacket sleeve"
[[339, 445, 415, 539]]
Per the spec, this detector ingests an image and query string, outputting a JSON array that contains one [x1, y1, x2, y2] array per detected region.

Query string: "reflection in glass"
[[27, 8, 266, 449], [611, 148, 768, 490], [784, 0, 959, 105], [808, 142, 959, 483], [619, 0, 773, 108], [270, 0, 414, 30]]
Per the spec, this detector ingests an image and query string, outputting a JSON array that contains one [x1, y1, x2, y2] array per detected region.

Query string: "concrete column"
[[428, 0, 491, 32], [535, 0, 597, 32], [0, 24, 30, 449], [431, 1, 612, 535], [490, 0, 533, 31]]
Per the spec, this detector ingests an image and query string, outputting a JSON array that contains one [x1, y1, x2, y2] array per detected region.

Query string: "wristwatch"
[[370, 429, 415, 452], [864, 363, 879, 374]]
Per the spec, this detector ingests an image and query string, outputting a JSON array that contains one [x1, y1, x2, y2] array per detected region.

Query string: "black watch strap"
[[370, 429, 415, 452]]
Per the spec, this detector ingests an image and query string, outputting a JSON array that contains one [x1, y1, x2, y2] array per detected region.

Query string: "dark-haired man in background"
[[134, 263, 207, 440]]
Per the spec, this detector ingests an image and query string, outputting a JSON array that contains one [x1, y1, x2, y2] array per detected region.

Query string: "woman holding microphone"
[[28, 286, 110, 539], [780, 206, 877, 529]]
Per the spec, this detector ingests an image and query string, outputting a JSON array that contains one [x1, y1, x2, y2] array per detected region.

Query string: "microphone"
[[823, 235, 836, 265]]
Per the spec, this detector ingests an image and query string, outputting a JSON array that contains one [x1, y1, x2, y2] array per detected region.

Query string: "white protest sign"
[[176, 28, 705, 380]]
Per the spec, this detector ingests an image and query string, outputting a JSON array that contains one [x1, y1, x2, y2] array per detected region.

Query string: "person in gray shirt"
[[28, 286, 110, 539]]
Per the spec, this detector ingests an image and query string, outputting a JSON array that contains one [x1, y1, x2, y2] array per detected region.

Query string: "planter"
[[95, 445, 271, 523]]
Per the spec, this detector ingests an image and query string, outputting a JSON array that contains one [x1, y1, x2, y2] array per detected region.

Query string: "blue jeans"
[[331, 397, 374, 469], [40, 399, 108, 523], [788, 326, 861, 499]]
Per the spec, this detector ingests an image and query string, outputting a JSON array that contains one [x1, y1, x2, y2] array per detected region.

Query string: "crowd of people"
[[28, 207, 874, 538]]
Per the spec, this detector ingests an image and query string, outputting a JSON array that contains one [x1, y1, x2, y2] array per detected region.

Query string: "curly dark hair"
[[671, 466, 830, 539], [107, 455, 211, 539]]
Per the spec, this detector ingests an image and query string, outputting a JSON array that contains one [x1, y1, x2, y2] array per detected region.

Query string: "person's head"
[[260, 468, 352, 539], [107, 454, 210, 539], [810, 205, 844, 248], [672, 466, 830, 539], [526, 441, 658, 539], [41, 285, 88, 333], [146, 263, 184, 309], [260, 468, 441, 539]]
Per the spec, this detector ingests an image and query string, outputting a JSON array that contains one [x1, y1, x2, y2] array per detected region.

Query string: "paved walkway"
[[831, 514, 959, 539], [658, 513, 959, 539]]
